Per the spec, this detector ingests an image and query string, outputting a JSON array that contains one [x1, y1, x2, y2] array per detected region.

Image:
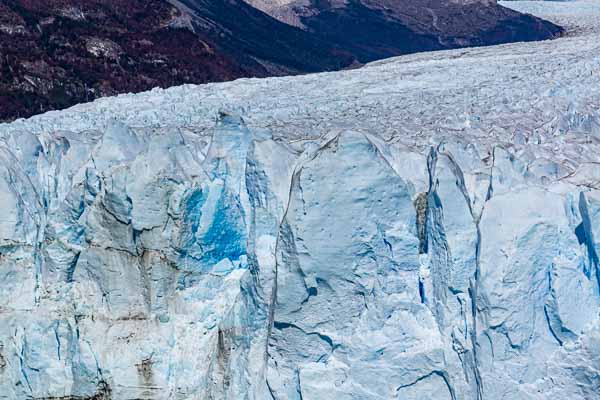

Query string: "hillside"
[[246, 0, 564, 62], [0, 0, 561, 122], [0, 0, 347, 122]]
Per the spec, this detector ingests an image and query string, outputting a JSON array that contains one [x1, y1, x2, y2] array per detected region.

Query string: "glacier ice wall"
[[1, 1, 600, 398], [0, 113, 598, 399]]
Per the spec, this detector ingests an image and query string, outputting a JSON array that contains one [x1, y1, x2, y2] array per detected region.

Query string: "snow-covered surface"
[[504, 0, 600, 35], [0, 1, 600, 399]]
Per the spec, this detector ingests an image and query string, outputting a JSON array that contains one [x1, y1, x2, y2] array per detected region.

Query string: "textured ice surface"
[[0, 1, 599, 399]]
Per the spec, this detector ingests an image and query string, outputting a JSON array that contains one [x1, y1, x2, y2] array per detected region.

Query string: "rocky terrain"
[[0, 0, 561, 122], [0, 1, 598, 399], [0, 0, 247, 121], [0, 0, 347, 123], [246, 0, 564, 61]]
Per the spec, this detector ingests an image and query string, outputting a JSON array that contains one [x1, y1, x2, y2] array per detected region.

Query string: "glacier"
[[1, 1, 600, 399]]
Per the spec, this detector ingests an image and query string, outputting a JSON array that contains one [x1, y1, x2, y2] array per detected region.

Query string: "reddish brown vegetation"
[[0, 0, 563, 122], [0, 0, 245, 121]]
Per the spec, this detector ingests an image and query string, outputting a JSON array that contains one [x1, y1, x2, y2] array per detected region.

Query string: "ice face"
[[0, 1, 599, 399]]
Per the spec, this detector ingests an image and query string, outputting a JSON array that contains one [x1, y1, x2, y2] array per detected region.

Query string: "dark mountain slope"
[[0, 0, 245, 121], [0, 0, 562, 122], [247, 0, 563, 63], [0, 0, 349, 122], [171, 0, 353, 74]]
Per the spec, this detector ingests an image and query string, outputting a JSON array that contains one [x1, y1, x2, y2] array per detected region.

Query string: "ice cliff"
[[0, 1, 600, 399]]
